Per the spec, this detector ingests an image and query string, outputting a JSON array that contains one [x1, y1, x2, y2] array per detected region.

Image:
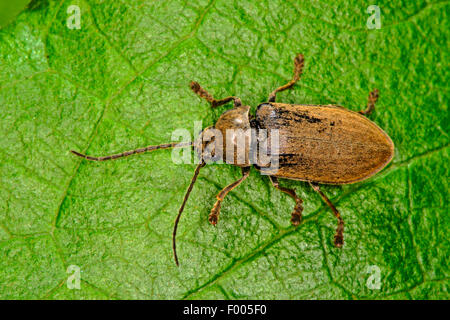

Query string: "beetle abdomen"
[[255, 103, 394, 184]]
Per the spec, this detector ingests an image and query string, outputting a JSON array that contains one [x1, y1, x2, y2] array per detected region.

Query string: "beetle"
[[71, 54, 395, 266]]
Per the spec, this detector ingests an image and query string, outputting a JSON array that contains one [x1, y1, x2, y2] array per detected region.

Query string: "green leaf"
[[0, 0, 31, 29], [0, 0, 448, 300]]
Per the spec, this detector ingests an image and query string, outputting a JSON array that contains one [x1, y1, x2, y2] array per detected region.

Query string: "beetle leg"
[[268, 53, 304, 102], [209, 167, 250, 225], [190, 81, 242, 108], [269, 176, 303, 226], [309, 182, 344, 248], [359, 88, 379, 116]]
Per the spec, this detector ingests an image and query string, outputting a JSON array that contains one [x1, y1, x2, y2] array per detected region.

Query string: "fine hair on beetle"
[[71, 53, 394, 266]]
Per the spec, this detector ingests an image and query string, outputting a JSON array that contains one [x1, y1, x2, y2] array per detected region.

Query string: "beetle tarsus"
[[334, 220, 344, 247], [290, 211, 302, 226], [209, 201, 221, 226], [290, 198, 304, 226], [359, 88, 379, 116], [334, 233, 344, 248]]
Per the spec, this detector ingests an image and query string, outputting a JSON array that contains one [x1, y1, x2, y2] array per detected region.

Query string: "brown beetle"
[[71, 54, 394, 266]]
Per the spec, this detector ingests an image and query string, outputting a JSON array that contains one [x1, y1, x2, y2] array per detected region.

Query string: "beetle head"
[[194, 126, 224, 163]]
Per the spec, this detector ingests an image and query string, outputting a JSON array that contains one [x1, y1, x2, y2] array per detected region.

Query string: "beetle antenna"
[[173, 161, 206, 266], [71, 141, 192, 161]]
